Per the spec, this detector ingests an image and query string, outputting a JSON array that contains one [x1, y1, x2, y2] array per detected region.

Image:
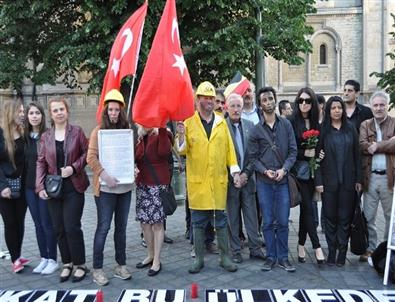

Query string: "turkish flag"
[[96, 1, 148, 123], [132, 0, 194, 128]]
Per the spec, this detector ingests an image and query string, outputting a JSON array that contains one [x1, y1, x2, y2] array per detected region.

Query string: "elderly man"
[[359, 91, 395, 261], [249, 87, 297, 272], [176, 81, 240, 274], [225, 93, 265, 263]]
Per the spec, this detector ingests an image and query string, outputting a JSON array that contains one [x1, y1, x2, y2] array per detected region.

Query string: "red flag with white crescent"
[[96, 1, 147, 123], [132, 0, 194, 128]]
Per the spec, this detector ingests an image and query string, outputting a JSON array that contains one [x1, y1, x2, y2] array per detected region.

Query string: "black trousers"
[[322, 188, 355, 252], [298, 179, 321, 249], [47, 179, 86, 265], [0, 196, 27, 262]]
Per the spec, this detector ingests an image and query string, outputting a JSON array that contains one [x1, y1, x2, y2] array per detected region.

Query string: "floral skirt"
[[136, 184, 167, 224]]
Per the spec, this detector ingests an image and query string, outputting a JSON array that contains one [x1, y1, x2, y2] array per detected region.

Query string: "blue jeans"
[[256, 180, 290, 261], [93, 191, 131, 269], [191, 210, 227, 230], [25, 188, 57, 260]]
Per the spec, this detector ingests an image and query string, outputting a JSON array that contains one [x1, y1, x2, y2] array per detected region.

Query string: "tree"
[[370, 13, 395, 109], [0, 1, 84, 97], [0, 0, 315, 95]]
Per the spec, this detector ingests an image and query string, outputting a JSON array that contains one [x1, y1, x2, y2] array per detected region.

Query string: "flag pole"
[[127, 75, 137, 120]]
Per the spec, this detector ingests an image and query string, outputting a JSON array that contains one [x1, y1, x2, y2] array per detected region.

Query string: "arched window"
[[319, 44, 327, 65]]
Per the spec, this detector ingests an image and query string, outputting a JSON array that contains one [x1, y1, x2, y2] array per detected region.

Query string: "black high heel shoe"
[[297, 245, 306, 263], [315, 248, 325, 265]]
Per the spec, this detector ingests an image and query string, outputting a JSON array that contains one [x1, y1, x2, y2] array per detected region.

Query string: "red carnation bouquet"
[[301, 129, 320, 178]]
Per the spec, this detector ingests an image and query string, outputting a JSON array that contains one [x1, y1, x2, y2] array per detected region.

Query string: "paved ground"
[[0, 181, 393, 301]]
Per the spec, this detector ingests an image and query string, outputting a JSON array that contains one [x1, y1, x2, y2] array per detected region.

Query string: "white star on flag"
[[172, 53, 187, 76], [111, 58, 120, 77]]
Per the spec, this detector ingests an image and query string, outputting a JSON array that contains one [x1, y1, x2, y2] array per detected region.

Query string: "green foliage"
[[370, 14, 395, 109], [0, 0, 315, 95]]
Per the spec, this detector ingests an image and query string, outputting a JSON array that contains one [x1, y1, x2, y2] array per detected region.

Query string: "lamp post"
[[255, 2, 264, 89]]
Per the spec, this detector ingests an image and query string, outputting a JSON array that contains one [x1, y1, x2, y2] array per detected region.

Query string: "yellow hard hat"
[[195, 81, 216, 97], [104, 89, 125, 107]]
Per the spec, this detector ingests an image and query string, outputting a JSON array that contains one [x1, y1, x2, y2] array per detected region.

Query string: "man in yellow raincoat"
[[175, 81, 241, 274]]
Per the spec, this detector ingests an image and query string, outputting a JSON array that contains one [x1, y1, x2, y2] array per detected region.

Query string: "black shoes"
[[261, 258, 276, 271], [277, 259, 296, 273], [164, 235, 173, 244], [59, 264, 73, 283], [297, 245, 306, 263], [72, 266, 88, 283], [147, 263, 161, 276], [136, 259, 153, 269], [250, 250, 266, 261]]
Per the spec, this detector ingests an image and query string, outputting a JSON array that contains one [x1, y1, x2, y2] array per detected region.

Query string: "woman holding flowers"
[[290, 87, 325, 265], [315, 96, 361, 266]]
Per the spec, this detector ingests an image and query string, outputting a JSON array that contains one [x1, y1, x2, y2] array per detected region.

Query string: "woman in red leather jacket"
[[134, 126, 173, 277], [36, 98, 89, 283]]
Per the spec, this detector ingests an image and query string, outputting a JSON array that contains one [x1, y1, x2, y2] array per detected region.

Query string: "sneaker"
[[250, 249, 266, 261], [93, 269, 109, 286], [114, 265, 132, 280], [232, 253, 243, 263], [261, 258, 275, 271], [206, 242, 219, 254], [33, 258, 48, 274], [19, 257, 31, 266], [359, 251, 372, 262], [190, 247, 196, 258], [12, 260, 24, 273], [141, 238, 147, 248], [278, 259, 296, 272], [41, 259, 59, 275]]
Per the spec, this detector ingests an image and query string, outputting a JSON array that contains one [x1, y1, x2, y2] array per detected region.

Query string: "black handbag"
[[45, 140, 67, 199], [291, 160, 310, 181], [350, 192, 369, 255], [144, 150, 177, 216], [6, 176, 21, 199], [45, 175, 63, 199]]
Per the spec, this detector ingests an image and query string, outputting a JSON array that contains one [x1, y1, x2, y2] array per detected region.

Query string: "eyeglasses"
[[298, 98, 312, 105], [216, 99, 225, 105]]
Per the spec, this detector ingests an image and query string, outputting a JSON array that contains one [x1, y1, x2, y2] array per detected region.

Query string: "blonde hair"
[[48, 98, 70, 126], [1, 99, 24, 167]]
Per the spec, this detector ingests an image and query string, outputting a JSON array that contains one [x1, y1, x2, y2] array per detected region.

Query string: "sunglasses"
[[298, 98, 312, 105]]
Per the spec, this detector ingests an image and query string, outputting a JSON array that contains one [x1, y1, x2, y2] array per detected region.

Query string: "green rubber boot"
[[188, 227, 205, 274], [216, 228, 238, 272]]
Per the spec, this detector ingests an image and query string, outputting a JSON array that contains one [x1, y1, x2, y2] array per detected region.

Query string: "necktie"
[[233, 123, 244, 170]]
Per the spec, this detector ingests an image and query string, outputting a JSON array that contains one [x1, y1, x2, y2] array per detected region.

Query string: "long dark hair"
[[100, 102, 129, 129], [292, 87, 320, 134], [24, 103, 46, 144], [320, 96, 350, 144]]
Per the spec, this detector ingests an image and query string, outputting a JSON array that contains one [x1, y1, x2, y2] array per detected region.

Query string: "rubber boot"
[[188, 227, 205, 274], [216, 228, 238, 272]]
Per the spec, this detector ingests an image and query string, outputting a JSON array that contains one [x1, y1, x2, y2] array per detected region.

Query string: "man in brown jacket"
[[359, 91, 395, 261]]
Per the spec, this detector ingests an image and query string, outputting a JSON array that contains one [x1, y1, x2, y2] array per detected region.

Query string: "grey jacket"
[[226, 117, 256, 193], [248, 115, 297, 184]]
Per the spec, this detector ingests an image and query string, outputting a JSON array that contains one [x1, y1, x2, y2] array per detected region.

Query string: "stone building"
[[265, 0, 395, 104], [1, 0, 394, 133]]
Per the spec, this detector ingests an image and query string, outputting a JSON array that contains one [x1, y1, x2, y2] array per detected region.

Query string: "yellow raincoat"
[[176, 112, 239, 210]]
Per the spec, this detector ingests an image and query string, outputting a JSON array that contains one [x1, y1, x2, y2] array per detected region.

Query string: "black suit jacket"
[[315, 123, 362, 191]]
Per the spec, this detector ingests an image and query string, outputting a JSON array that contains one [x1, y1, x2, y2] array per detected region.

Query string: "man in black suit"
[[225, 93, 265, 264]]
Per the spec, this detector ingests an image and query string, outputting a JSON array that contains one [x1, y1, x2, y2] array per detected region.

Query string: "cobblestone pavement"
[[0, 187, 393, 301]]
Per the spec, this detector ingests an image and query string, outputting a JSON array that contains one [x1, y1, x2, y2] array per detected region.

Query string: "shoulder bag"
[[143, 149, 177, 216], [45, 140, 67, 199], [260, 126, 301, 208]]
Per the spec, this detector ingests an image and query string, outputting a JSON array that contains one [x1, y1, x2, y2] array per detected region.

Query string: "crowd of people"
[[0, 78, 394, 286]]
